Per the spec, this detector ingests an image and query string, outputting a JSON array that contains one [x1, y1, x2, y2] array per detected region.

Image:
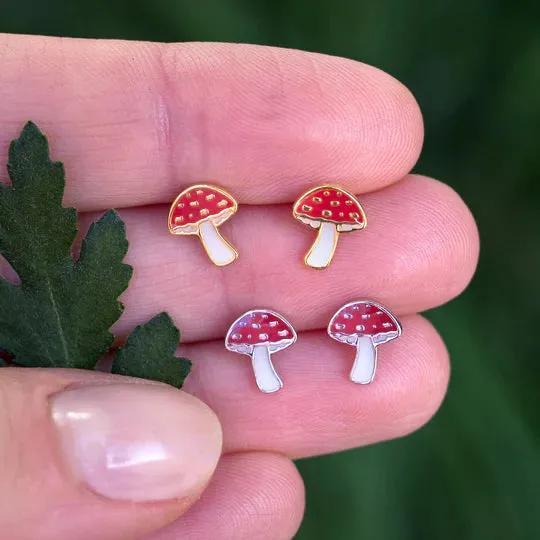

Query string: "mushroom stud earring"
[[168, 184, 238, 266], [225, 309, 297, 393], [293, 186, 366, 269], [328, 300, 401, 384]]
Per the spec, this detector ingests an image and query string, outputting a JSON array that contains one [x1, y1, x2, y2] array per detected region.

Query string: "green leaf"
[[112, 313, 192, 388], [0, 122, 133, 368], [0, 121, 191, 386]]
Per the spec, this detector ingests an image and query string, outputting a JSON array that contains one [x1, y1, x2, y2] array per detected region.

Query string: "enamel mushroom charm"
[[293, 186, 366, 269], [225, 309, 297, 393], [168, 185, 238, 266], [328, 300, 401, 384]]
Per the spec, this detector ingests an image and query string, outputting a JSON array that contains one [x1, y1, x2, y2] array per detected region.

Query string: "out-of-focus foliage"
[[1, 1, 539, 538]]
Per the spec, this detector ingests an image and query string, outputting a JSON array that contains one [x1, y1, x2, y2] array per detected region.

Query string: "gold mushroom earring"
[[168, 184, 239, 266], [293, 186, 366, 269]]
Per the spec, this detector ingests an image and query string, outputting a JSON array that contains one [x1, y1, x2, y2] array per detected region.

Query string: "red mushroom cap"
[[293, 186, 366, 232], [168, 185, 237, 235], [328, 300, 401, 346], [225, 309, 297, 355]]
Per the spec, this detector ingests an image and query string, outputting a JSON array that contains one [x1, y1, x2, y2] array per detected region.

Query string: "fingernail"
[[50, 383, 222, 502]]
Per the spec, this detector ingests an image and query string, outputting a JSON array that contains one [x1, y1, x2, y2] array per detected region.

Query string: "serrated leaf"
[[112, 313, 192, 388], [0, 122, 133, 368], [0, 122, 191, 385]]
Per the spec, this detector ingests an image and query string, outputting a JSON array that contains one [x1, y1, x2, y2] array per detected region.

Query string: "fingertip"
[[380, 315, 451, 438], [0, 36, 425, 208], [345, 64, 424, 190], [180, 316, 452, 457], [51, 383, 222, 502], [403, 174, 480, 299], [0, 368, 222, 540], [151, 452, 305, 540]]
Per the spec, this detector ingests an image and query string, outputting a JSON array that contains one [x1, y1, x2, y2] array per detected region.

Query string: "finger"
[[0, 369, 222, 540], [0, 34, 423, 210], [81, 175, 478, 343], [148, 453, 304, 540], [181, 315, 449, 458]]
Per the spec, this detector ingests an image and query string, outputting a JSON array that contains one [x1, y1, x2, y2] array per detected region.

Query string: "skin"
[[0, 34, 479, 540]]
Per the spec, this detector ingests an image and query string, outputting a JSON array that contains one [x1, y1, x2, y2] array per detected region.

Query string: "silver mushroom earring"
[[328, 300, 401, 384], [225, 309, 297, 393]]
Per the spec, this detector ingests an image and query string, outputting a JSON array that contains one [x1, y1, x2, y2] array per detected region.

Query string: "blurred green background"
[[1, 1, 539, 539]]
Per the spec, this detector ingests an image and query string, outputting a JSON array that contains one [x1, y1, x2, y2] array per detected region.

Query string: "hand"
[[0, 34, 479, 540]]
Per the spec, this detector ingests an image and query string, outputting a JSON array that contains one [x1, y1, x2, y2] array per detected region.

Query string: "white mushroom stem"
[[251, 344, 283, 393], [350, 335, 377, 384], [198, 219, 238, 266], [305, 221, 339, 269]]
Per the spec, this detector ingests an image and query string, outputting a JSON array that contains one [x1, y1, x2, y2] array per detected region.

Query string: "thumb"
[[0, 368, 222, 540]]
